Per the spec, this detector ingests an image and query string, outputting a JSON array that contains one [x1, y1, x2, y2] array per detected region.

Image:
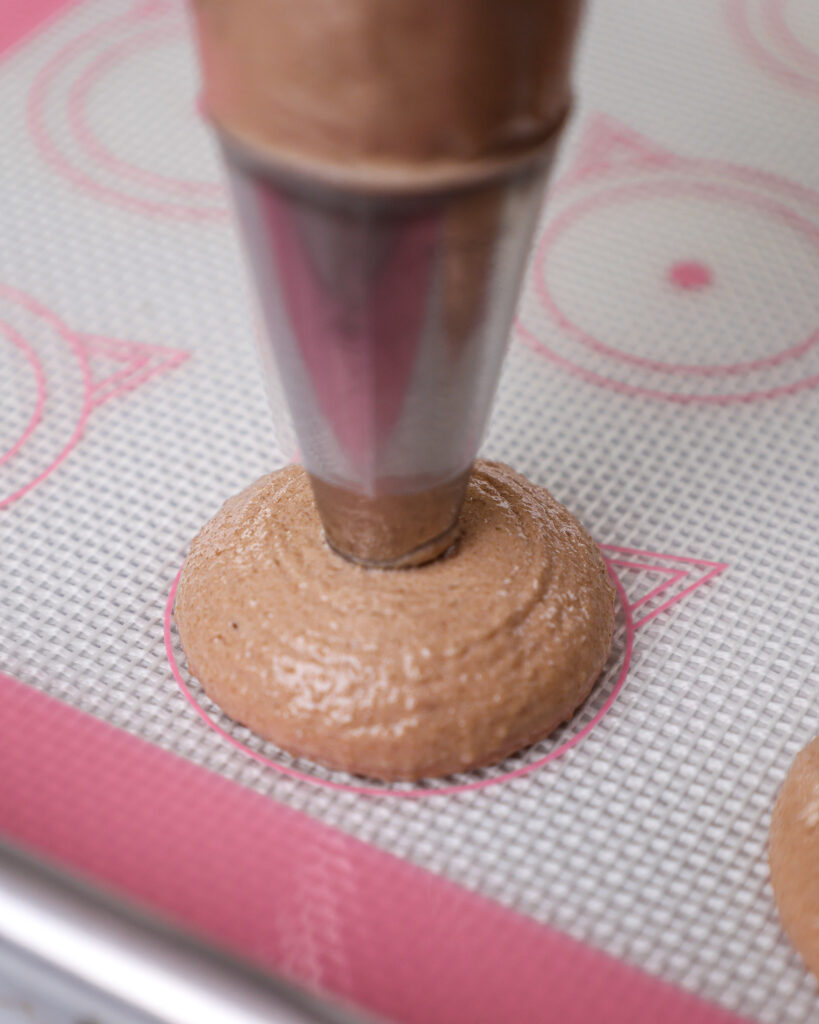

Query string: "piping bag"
[[191, 0, 583, 567]]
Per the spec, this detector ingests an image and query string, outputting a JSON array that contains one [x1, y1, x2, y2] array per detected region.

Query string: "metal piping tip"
[[309, 469, 471, 568], [219, 127, 563, 567]]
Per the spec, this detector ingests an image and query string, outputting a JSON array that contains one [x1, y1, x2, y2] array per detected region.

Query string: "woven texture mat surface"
[[1, 1, 818, 1021]]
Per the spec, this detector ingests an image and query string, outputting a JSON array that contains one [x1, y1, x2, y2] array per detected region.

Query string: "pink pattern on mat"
[[535, 179, 819, 377], [520, 115, 819, 404], [668, 260, 714, 292], [66, 22, 223, 197], [556, 116, 676, 191], [80, 332, 188, 408], [601, 546, 729, 630], [27, 1, 227, 220], [726, 0, 819, 96], [552, 115, 819, 213], [603, 560, 689, 607], [0, 321, 46, 467], [518, 320, 819, 405], [0, 0, 81, 60], [0, 672, 751, 1024], [167, 550, 726, 796], [766, 0, 819, 76], [0, 283, 188, 508]]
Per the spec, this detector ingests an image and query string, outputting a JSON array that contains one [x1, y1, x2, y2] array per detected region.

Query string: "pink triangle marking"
[[78, 334, 189, 408], [605, 559, 690, 611], [562, 115, 677, 188], [601, 545, 728, 630]]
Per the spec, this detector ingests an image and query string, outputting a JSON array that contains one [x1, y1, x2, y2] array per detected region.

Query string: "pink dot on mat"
[[668, 260, 713, 291]]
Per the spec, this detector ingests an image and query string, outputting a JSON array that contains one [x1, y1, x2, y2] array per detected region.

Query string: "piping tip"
[[219, 129, 561, 567], [310, 469, 470, 569]]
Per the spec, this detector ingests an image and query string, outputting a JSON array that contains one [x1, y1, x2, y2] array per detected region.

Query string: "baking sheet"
[[1, 1, 818, 1021]]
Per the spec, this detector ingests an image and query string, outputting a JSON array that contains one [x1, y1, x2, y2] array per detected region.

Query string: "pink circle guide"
[[535, 178, 819, 377], [0, 319, 47, 468], [726, 0, 819, 96], [27, 2, 227, 220], [165, 561, 634, 798], [68, 21, 224, 198], [522, 116, 819, 403]]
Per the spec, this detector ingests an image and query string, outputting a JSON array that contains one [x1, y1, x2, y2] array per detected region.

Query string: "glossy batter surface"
[[770, 737, 819, 979], [175, 460, 615, 780]]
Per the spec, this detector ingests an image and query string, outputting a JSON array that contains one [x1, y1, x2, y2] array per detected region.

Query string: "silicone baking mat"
[[1, 0, 818, 1021]]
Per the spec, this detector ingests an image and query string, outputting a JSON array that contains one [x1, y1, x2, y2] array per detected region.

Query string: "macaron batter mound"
[[175, 460, 615, 781], [769, 737, 819, 980]]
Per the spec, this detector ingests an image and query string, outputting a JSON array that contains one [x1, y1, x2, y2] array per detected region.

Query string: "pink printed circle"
[[0, 286, 90, 508], [165, 561, 633, 798], [535, 179, 819, 377], [727, 0, 819, 96], [769, 0, 819, 73], [28, 3, 227, 220], [517, 319, 819, 405], [68, 25, 223, 198], [0, 321, 46, 468]]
